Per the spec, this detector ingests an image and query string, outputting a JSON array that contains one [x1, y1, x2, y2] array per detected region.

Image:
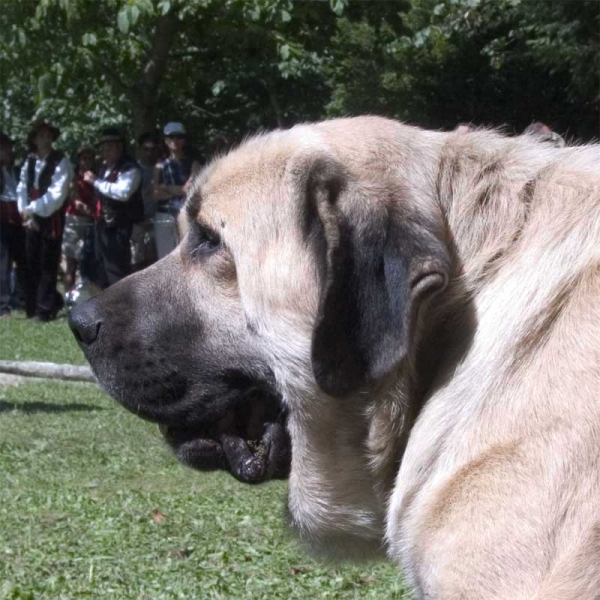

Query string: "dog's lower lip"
[[156, 395, 290, 483], [163, 422, 290, 483]]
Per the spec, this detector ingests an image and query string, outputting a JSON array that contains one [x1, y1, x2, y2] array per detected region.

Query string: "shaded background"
[[1, 0, 598, 159]]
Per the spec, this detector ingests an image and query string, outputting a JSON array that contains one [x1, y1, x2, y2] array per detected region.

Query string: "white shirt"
[[94, 163, 141, 202], [17, 154, 73, 217], [0, 166, 18, 202]]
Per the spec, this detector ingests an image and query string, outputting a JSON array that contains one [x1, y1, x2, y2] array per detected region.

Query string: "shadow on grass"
[[0, 400, 105, 414]]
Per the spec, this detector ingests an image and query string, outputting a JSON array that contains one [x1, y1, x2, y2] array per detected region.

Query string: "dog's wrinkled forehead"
[[186, 127, 325, 230], [181, 125, 335, 318]]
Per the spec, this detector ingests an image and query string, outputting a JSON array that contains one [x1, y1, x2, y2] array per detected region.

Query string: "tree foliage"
[[1, 0, 597, 160], [325, 0, 599, 139]]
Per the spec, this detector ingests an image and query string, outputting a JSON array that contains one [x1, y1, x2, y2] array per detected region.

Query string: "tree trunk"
[[131, 97, 160, 141], [130, 9, 179, 139], [262, 77, 285, 128]]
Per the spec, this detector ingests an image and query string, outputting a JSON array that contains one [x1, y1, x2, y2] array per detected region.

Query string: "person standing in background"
[[153, 122, 200, 259], [17, 121, 73, 322], [137, 131, 160, 218], [84, 127, 143, 289], [0, 132, 29, 318], [62, 146, 98, 292], [131, 132, 159, 271]]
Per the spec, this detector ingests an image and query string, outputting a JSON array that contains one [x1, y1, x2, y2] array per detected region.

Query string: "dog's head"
[[70, 117, 451, 558]]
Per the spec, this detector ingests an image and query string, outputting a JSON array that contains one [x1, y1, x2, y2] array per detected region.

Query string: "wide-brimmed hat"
[[27, 120, 60, 150], [163, 122, 186, 137], [97, 127, 126, 146]]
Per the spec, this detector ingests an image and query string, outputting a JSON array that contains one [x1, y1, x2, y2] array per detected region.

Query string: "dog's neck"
[[408, 128, 600, 454], [363, 129, 562, 505]]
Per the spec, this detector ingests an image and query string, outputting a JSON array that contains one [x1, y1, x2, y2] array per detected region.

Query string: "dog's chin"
[[159, 393, 291, 484], [90, 358, 291, 483]]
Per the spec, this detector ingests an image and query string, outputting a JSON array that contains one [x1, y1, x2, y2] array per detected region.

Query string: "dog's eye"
[[189, 223, 221, 258]]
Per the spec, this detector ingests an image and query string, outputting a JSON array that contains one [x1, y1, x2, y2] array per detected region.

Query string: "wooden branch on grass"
[[0, 360, 96, 383]]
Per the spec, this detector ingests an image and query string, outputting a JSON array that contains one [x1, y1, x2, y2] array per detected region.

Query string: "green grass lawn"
[[0, 315, 410, 599], [0, 311, 86, 365]]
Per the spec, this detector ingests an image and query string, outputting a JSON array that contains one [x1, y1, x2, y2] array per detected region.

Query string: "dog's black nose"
[[68, 299, 103, 346]]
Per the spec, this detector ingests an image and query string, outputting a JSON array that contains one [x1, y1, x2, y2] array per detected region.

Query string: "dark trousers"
[[79, 222, 97, 284], [26, 228, 63, 319], [95, 219, 133, 289], [0, 222, 30, 315]]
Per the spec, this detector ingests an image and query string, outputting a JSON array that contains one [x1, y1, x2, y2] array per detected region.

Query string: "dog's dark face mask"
[[68, 249, 290, 484]]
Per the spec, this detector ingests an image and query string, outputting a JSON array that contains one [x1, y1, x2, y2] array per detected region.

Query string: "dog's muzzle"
[[69, 297, 291, 484]]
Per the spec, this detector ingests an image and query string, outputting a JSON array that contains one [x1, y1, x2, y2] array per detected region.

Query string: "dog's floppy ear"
[[307, 155, 450, 397]]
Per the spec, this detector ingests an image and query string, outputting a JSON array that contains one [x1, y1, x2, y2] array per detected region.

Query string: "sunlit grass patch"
[[0, 379, 409, 599], [0, 311, 86, 366]]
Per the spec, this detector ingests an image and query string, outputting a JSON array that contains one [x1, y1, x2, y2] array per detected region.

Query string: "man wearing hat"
[[83, 127, 143, 288], [17, 120, 73, 321], [153, 121, 200, 259], [0, 132, 30, 318]]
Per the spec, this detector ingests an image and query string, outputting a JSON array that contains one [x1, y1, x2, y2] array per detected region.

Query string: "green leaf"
[[37, 73, 52, 99], [330, 0, 346, 17], [137, 0, 155, 15], [158, 0, 171, 16], [280, 44, 290, 60], [433, 4, 445, 17], [249, 6, 261, 21], [211, 80, 226, 96], [117, 9, 129, 33], [281, 9, 291, 23], [129, 5, 140, 26], [82, 32, 98, 47]]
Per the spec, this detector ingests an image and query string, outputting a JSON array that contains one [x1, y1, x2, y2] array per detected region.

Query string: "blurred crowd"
[[0, 120, 203, 321], [0, 118, 565, 323]]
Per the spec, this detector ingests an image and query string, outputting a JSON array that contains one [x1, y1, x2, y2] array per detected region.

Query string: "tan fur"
[[184, 117, 600, 598]]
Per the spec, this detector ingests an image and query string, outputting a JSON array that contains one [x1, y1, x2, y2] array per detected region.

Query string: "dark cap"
[[97, 127, 126, 146], [76, 145, 96, 159]]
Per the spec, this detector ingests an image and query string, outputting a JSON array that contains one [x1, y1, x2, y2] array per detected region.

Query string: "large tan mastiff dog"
[[70, 117, 600, 599]]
